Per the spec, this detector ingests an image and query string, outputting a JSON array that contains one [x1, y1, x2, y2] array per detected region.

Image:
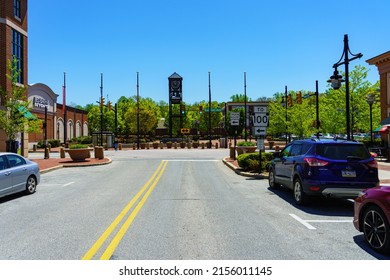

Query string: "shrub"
[[37, 139, 61, 148], [237, 152, 274, 172], [72, 136, 92, 144], [69, 144, 89, 149], [237, 141, 256, 146]]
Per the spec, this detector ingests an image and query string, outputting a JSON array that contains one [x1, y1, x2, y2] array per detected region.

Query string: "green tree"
[[0, 58, 41, 151], [124, 96, 160, 136], [230, 93, 252, 102]]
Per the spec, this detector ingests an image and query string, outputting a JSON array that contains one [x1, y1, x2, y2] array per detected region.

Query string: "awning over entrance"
[[378, 125, 390, 133], [380, 116, 390, 125], [18, 105, 37, 120]]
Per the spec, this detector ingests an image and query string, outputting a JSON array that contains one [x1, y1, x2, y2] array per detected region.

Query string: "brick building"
[[1, 1, 89, 152], [27, 83, 89, 148], [367, 51, 390, 148], [0, 0, 28, 153]]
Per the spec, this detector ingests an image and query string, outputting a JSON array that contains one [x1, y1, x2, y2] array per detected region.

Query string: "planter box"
[[64, 148, 93, 162], [236, 146, 257, 155]]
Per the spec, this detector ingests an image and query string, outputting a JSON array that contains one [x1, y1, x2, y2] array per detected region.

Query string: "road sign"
[[252, 113, 269, 127], [181, 128, 190, 134], [204, 108, 222, 112], [257, 139, 264, 150], [253, 106, 268, 113], [253, 127, 267, 136], [230, 112, 240, 126]]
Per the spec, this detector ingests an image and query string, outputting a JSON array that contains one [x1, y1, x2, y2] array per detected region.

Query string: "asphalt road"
[[0, 149, 389, 260]]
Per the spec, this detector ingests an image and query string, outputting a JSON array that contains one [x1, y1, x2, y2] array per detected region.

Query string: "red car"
[[354, 186, 390, 254]]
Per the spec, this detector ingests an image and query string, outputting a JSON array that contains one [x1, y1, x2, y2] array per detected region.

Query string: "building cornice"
[[0, 18, 28, 37], [366, 51, 390, 66]]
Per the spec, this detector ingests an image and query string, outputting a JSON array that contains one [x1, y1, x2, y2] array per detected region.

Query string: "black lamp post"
[[284, 86, 288, 145], [136, 72, 140, 150], [366, 94, 375, 144], [304, 81, 320, 139], [328, 34, 362, 141], [244, 72, 247, 141]]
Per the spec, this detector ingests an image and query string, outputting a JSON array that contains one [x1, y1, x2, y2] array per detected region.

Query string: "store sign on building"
[[33, 97, 49, 109]]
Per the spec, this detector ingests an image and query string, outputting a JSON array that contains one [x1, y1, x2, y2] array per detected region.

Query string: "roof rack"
[[333, 136, 357, 142]]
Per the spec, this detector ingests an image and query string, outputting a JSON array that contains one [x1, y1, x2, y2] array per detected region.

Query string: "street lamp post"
[[284, 86, 288, 145], [366, 94, 375, 145], [328, 34, 362, 141], [244, 72, 247, 141], [136, 72, 140, 150], [304, 81, 320, 139]]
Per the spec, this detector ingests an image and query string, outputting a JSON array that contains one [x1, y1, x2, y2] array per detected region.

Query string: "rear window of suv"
[[315, 143, 370, 160]]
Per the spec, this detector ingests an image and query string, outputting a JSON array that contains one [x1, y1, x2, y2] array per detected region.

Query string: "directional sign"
[[253, 127, 267, 136], [181, 128, 190, 134], [252, 113, 269, 127], [257, 139, 264, 150], [253, 106, 268, 113], [230, 112, 240, 126]]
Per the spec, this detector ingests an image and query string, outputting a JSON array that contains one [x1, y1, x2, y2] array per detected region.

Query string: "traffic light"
[[180, 104, 186, 115], [100, 96, 105, 107], [199, 105, 203, 114], [287, 94, 293, 107], [107, 101, 112, 111], [297, 91, 302, 104]]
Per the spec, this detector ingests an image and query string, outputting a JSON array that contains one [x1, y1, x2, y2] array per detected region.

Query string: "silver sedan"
[[0, 152, 40, 199]]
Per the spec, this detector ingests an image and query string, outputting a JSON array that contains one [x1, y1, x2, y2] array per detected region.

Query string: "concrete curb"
[[40, 158, 112, 174], [222, 157, 268, 179]]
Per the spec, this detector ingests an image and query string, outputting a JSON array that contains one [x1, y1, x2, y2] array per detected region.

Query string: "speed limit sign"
[[252, 113, 269, 127]]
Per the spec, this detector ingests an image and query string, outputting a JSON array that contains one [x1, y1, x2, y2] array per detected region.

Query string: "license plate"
[[342, 170, 356, 178]]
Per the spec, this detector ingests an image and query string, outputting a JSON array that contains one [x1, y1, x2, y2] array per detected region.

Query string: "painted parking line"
[[289, 213, 352, 230]]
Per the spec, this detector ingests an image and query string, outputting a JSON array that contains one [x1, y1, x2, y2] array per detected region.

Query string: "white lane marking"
[[289, 214, 317, 230], [164, 160, 219, 162], [289, 213, 352, 230], [63, 182, 75, 187]]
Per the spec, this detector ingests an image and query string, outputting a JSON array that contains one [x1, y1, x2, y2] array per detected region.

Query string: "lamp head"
[[327, 68, 344, 90]]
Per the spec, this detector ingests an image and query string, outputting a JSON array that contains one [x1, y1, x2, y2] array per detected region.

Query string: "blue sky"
[[28, 0, 389, 107]]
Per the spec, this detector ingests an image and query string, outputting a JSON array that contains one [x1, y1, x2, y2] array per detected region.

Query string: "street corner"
[[222, 157, 269, 179]]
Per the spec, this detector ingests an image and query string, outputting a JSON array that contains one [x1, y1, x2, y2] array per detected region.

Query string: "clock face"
[[170, 80, 181, 91]]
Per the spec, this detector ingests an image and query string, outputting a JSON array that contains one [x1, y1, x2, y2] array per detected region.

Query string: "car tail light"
[[355, 191, 366, 203], [366, 159, 378, 169], [304, 157, 329, 167]]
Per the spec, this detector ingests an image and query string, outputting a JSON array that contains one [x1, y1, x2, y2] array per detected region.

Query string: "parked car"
[[0, 152, 40, 199], [268, 139, 379, 205], [353, 186, 390, 254]]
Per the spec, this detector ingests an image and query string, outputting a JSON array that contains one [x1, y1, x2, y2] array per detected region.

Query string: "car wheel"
[[293, 178, 307, 205], [25, 176, 37, 195], [363, 205, 390, 254], [268, 168, 279, 189]]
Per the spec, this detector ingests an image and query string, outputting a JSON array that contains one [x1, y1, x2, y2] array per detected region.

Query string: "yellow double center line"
[[82, 160, 168, 260]]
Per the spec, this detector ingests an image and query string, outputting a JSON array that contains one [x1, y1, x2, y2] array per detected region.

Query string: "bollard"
[[44, 147, 50, 159], [215, 142, 219, 149], [119, 143, 122, 150], [94, 146, 104, 159], [60, 147, 65, 158]]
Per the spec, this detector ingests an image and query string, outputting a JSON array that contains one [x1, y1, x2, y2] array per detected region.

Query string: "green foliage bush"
[[237, 152, 273, 172], [37, 139, 61, 148], [69, 144, 89, 149], [237, 141, 256, 146], [72, 136, 92, 144]]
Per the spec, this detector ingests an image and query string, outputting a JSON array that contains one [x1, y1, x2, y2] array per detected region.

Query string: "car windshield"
[[315, 143, 371, 160]]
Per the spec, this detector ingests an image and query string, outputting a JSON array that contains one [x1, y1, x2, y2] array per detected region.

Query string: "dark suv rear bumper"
[[302, 181, 379, 198]]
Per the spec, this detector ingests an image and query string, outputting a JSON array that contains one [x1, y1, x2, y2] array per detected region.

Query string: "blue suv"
[[268, 139, 379, 205]]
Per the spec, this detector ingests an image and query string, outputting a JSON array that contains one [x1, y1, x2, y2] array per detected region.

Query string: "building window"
[[12, 29, 23, 84], [14, 0, 21, 19]]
